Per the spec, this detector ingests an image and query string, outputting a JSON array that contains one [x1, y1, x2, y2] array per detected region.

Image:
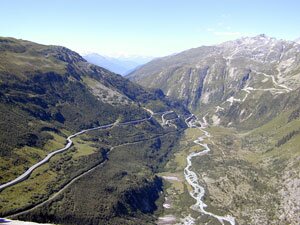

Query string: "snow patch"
[[212, 114, 221, 125], [240, 109, 245, 116], [215, 106, 225, 113], [163, 203, 171, 209], [166, 89, 172, 96], [226, 96, 241, 106], [201, 91, 210, 104], [280, 57, 295, 69], [228, 67, 236, 77]]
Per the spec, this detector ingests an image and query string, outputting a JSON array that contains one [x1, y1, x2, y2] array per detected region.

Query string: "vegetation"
[[4, 34, 300, 224], [124, 35, 300, 224], [11, 121, 184, 225], [0, 37, 188, 224], [276, 129, 300, 147]]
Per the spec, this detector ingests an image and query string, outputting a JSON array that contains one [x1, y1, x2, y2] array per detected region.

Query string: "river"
[[182, 115, 235, 225]]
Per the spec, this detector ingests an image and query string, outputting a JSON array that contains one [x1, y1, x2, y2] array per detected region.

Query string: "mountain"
[[128, 35, 300, 224], [83, 53, 129, 75], [117, 55, 154, 65], [0, 37, 189, 225], [128, 34, 300, 127], [2, 35, 300, 225], [83, 53, 153, 75], [295, 37, 300, 44]]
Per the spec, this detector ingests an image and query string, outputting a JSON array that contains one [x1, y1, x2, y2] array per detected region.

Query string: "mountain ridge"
[[0, 37, 189, 225], [127, 34, 300, 224], [128, 34, 300, 128], [83, 53, 153, 75]]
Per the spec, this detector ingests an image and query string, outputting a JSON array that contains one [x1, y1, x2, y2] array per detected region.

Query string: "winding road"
[[182, 115, 235, 225], [177, 69, 292, 224], [0, 109, 162, 192], [0, 107, 235, 225], [7, 129, 180, 219], [0, 123, 118, 192], [161, 111, 175, 125], [227, 69, 292, 105]]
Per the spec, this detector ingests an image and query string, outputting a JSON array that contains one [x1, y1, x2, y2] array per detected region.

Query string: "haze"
[[1, 0, 300, 57]]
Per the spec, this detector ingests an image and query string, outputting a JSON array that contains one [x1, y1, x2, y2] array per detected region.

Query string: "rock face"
[[128, 35, 300, 224], [128, 35, 300, 127]]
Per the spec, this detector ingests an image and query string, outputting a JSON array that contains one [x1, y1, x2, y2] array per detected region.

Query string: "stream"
[[182, 115, 235, 225]]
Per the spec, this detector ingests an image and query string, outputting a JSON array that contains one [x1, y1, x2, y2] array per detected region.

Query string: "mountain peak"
[[257, 33, 268, 38], [233, 34, 275, 44], [129, 33, 300, 113], [216, 34, 298, 62]]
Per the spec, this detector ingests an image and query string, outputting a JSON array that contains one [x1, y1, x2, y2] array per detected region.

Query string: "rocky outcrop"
[[119, 176, 163, 214], [128, 35, 300, 128]]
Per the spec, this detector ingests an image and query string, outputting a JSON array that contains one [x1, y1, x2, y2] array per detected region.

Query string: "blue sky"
[[1, 0, 299, 57]]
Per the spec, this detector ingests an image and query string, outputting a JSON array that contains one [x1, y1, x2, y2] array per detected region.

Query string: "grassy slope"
[[156, 100, 300, 224], [0, 37, 189, 224], [11, 119, 185, 225], [159, 111, 300, 224], [126, 37, 300, 224]]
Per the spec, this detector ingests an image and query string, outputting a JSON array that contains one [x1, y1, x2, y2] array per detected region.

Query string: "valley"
[[183, 115, 235, 225], [130, 35, 300, 224], [5, 110, 181, 220], [1, 34, 300, 225], [158, 111, 300, 224], [0, 37, 189, 225], [1, 0, 300, 224], [0, 108, 173, 192]]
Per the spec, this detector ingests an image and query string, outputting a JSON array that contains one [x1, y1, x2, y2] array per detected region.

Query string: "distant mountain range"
[[83, 53, 154, 75]]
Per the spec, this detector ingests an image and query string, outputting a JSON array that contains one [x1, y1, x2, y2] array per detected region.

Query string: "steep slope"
[[0, 37, 189, 224], [128, 34, 300, 127], [128, 35, 300, 224]]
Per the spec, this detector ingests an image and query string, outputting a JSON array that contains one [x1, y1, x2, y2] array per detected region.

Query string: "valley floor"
[[158, 113, 300, 225], [1, 110, 299, 225], [0, 109, 185, 225]]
